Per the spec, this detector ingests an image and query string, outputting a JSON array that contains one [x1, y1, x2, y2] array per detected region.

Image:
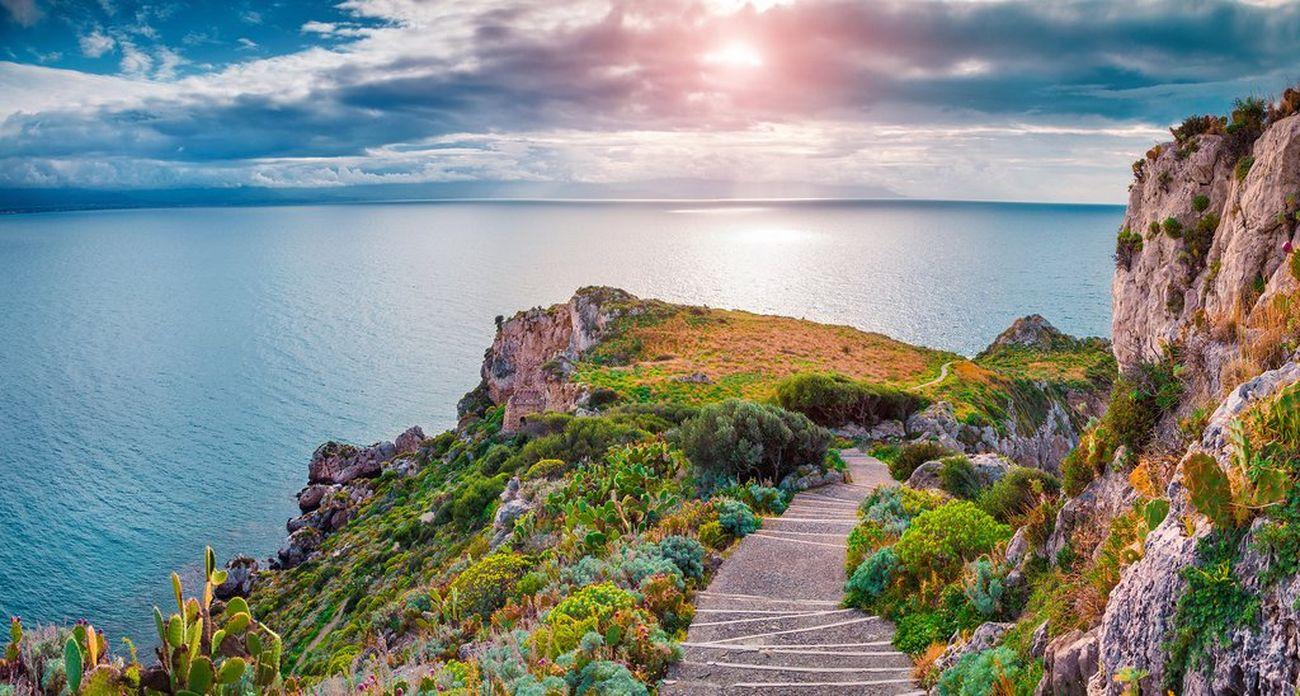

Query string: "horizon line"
[[0, 194, 1127, 217]]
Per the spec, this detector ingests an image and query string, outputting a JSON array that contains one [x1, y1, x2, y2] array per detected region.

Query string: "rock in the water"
[[215, 556, 259, 600]]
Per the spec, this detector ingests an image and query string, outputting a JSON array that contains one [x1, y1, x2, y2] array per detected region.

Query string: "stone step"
[[687, 614, 896, 646], [678, 643, 912, 669], [671, 660, 916, 688]]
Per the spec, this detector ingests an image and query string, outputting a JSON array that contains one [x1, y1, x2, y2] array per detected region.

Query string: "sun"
[[705, 41, 764, 68]]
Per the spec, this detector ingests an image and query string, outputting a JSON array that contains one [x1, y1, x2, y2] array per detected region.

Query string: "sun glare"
[[705, 41, 764, 68]]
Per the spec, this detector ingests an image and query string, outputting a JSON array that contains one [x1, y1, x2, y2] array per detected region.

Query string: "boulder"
[[1038, 628, 1099, 696], [869, 419, 906, 441], [934, 621, 1014, 675], [905, 453, 1011, 491], [982, 315, 1071, 353], [276, 526, 322, 569], [489, 477, 533, 549], [215, 556, 259, 600], [394, 425, 426, 454], [779, 464, 845, 492], [1046, 468, 1139, 563], [296, 483, 333, 513]]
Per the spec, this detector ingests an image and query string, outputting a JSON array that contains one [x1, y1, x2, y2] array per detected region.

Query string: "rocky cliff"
[[1043, 96, 1300, 695], [459, 286, 636, 431], [1113, 109, 1300, 408]]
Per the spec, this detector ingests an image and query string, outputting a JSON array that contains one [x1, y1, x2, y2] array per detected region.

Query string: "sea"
[[0, 199, 1121, 643]]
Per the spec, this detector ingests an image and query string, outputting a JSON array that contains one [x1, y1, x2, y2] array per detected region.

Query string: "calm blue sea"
[[0, 199, 1120, 643]]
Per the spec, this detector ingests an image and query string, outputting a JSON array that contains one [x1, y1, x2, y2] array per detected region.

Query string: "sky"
[[1, 0, 1299, 204]]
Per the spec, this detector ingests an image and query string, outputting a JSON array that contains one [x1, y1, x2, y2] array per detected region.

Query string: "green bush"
[[546, 583, 635, 626], [1163, 217, 1184, 239], [936, 646, 1026, 696], [1164, 530, 1260, 690], [746, 485, 788, 514], [1192, 194, 1211, 212], [893, 611, 945, 655], [656, 535, 705, 581], [845, 547, 898, 608], [774, 373, 922, 427], [570, 660, 649, 696], [448, 552, 532, 617], [1115, 227, 1143, 269], [698, 521, 729, 550], [890, 441, 954, 481], [939, 456, 982, 499], [716, 499, 760, 537], [676, 399, 831, 483], [1235, 155, 1255, 181], [452, 473, 510, 526], [978, 466, 1061, 523], [963, 557, 1006, 618], [895, 501, 1011, 585]]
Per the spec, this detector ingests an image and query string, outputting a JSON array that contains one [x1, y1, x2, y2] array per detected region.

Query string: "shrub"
[[846, 522, 895, 572], [569, 660, 648, 696], [716, 499, 760, 537], [452, 473, 510, 526], [894, 612, 945, 655], [548, 583, 635, 626], [1164, 530, 1260, 690], [936, 646, 1026, 696], [890, 441, 954, 481], [676, 399, 831, 483], [448, 552, 532, 617], [895, 501, 1011, 586], [1170, 114, 1224, 144], [1192, 194, 1211, 213], [1235, 155, 1255, 181], [1115, 227, 1143, 269], [774, 373, 922, 427], [978, 466, 1061, 523], [698, 521, 729, 550], [845, 547, 898, 608], [746, 485, 788, 514], [1292, 250, 1300, 282], [939, 456, 982, 500], [1163, 217, 1183, 239], [963, 557, 1006, 617], [656, 535, 705, 581]]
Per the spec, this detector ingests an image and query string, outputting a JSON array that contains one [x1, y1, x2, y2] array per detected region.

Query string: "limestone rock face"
[[1096, 359, 1300, 694], [215, 556, 259, 600], [469, 287, 635, 431], [1112, 114, 1300, 403], [1046, 468, 1140, 563], [1038, 628, 1100, 696], [905, 398, 1090, 475], [490, 477, 533, 550]]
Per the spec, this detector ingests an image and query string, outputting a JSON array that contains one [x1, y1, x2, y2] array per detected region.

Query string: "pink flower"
[[1285, 240, 1294, 254]]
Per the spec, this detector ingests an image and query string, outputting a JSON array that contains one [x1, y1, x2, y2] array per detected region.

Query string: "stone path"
[[661, 451, 920, 695]]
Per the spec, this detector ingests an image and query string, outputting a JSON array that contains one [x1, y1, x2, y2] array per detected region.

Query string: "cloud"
[[236, 38, 258, 50], [2, 0, 1299, 202], [79, 29, 116, 58], [1, 0, 42, 26]]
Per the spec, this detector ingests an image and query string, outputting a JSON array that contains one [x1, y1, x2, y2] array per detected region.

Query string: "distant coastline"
[[0, 191, 1126, 216]]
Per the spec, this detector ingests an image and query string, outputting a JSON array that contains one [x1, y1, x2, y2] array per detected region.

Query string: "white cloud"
[[241, 10, 262, 24], [0, 0, 41, 26], [300, 21, 337, 34], [154, 46, 185, 79], [118, 42, 153, 77], [79, 29, 116, 58], [237, 38, 258, 50]]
